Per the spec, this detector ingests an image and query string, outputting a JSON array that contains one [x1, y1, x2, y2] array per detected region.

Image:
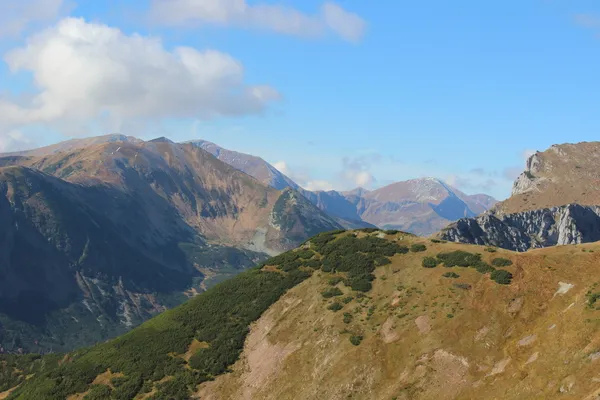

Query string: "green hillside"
[[0, 229, 515, 399]]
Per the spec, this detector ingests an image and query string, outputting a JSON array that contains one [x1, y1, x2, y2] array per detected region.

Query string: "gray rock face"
[[511, 152, 543, 196], [440, 204, 600, 251]]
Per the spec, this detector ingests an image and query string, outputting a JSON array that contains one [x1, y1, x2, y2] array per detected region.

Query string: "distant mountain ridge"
[[0, 135, 342, 352], [186, 140, 497, 235]]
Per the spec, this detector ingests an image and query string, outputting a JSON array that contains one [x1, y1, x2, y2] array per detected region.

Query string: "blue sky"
[[1, 1, 600, 199]]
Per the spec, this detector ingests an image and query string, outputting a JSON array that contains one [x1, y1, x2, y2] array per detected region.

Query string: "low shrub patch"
[[491, 257, 513, 267], [491, 270, 513, 284], [422, 257, 439, 268], [410, 244, 427, 253], [349, 335, 363, 346], [322, 287, 343, 298]]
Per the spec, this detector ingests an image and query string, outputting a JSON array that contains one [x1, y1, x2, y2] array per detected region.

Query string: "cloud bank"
[[149, 0, 366, 42]]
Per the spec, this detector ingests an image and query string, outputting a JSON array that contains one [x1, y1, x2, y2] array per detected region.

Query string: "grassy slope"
[[2, 229, 600, 399], [200, 237, 600, 400]]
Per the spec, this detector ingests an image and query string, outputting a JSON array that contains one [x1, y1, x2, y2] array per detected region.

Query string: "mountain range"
[[1, 139, 600, 400], [0, 134, 496, 355], [192, 139, 497, 235], [0, 135, 342, 352]]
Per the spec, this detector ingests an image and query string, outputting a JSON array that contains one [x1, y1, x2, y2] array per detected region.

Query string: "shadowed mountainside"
[[0, 137, 341, 353]]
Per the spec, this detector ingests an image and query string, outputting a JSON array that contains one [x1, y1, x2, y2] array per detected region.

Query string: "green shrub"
[[491, 257, 513, 267], [83, 384, 112, 400], [587, 292, 600, 308], [295, 249, 315, 259], [437, 251, 481, 267], [373, 256, 391, 266], [490, 270, 513, 284], [484, 247, 497, 253], [328, 277, 344, 286], [410, 244, 427, 253], [303, 259, 322, 269], [442, 272, 459, 278], [422, 257, 439, 268], [322, 288, 343, 298], [384, 230, 400, 235], [474, 262, 495, 274], [342, 296, 354, 304], [349, 335, 363, 346], [343, 313, 353, 324], [328, 302, 343, 312]]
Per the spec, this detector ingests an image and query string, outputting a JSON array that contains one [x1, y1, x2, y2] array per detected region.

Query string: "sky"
[[1, 1, 600, 200]]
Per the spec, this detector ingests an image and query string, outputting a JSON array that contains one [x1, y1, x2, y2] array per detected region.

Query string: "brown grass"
[[196, 238, 600, 399]]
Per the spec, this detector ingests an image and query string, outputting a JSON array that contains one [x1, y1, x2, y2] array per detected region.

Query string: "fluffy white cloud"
[[339, 154, 379, 189], [273, 160, 334, 191], [273, 160, 292, 176], [0, 0, 66, 37], [149, 0, 365, 42], [0, 17, 279, 134], [304, 180, 335, 191], [0, 130, 33, 152]]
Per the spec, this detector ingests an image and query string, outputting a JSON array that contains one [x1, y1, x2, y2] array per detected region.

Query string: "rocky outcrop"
[[439, 204, 600, 251]]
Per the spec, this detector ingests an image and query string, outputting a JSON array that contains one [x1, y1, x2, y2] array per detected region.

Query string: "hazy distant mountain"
[[187, 139, 300, 191], [311, 178, 497, 235], [0, 136, 341, 352], [183, 140, 496, 234]]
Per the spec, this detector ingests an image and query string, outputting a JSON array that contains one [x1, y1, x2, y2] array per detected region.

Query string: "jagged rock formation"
[[440, 204, 600, 251], [439, 141, 600, 250]]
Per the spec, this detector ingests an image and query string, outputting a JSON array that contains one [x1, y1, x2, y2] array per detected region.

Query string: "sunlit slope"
[[1, 229, 599, 399]]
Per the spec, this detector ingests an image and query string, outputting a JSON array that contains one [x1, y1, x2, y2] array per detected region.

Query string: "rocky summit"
[[439, 141, 600, 251]]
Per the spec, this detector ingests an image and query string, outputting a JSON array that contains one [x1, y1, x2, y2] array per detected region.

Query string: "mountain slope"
[[187, 139, 299, 191], [352, 178, 497, 235], [502, 142, 600, 214], [0, 137, 341, 353], [181, 140, 497, 235], [2, 230, 600, 399], [439, 142, 600, 250]]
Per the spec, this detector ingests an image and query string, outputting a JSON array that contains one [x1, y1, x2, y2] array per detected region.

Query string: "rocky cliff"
[[438, 141, 600, 250], [439, 204, 600, 251]]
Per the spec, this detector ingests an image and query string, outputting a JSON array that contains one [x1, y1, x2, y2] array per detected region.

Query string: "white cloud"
[[0, 17, 279, 135], [273, 160, 291, 176], [273, 160, 335, 191], [149, 0, 366, 42], [0, 130, 33, 152], [339, 154, 379, 189], [321, 3, 365, 43], [305, 180, 335, 191], [0, 0, 66, 38]]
